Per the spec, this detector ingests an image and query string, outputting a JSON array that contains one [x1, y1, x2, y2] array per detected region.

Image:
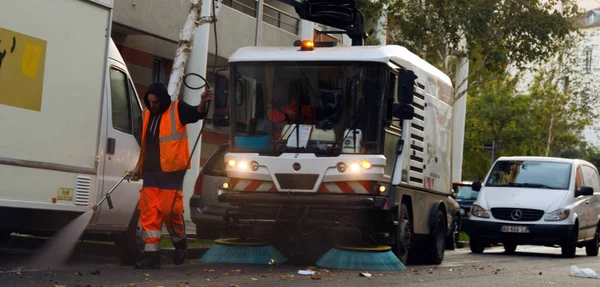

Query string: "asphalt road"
[[2, 238, 600, 287]]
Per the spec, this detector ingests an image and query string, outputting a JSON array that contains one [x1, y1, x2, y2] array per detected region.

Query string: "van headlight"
[[470, 204, 489, 218], [545, 209, 570, 221]]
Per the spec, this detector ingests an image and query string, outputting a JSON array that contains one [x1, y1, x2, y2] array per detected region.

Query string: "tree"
[[381, 0, 581, 101]]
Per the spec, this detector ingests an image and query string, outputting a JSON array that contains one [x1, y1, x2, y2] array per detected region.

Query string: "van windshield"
[[485, 160, 572, 190]]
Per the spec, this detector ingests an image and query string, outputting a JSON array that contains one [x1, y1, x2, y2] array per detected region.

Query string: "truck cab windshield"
[[230, 62, 387, 156]]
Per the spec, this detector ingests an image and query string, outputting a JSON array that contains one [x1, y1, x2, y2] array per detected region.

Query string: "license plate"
[[501, 225, 530, 233]]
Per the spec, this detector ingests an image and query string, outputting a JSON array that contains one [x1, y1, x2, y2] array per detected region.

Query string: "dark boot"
[[134, 251, 160, 269], [173, 238, 188, 265]]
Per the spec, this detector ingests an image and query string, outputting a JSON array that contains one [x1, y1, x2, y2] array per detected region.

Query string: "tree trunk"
[[167, 0, 203, 99], [545, 112, 555, 157]]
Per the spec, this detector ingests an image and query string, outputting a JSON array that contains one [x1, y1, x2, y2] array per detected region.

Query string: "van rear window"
[[485, 160, 571, 190]]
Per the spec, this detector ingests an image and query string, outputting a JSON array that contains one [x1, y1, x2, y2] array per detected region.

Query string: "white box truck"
[[0, 0, 144, 264]]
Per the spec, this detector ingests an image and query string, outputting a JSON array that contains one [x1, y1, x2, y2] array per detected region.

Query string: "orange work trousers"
[[138, 171, 187, 252]]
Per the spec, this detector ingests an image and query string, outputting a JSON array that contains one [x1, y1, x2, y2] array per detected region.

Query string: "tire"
[[114, 209, 144, 265], [424, 210, 446, 265], [585, 226, 599, 257], [392, 204, 412, 264], [470, 235, 485, 254], [504, 243, 517, 254], [561, 226, 577, 258], [446, 216, 459, 250]]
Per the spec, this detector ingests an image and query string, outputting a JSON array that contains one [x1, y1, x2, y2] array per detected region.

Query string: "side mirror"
[[397, 69, 416, 105], [133, 115, 142, 146], [472, 181, 482, 192], [391, 103, 414, 120], [576, 186, 594, 197], [213, 75, 231, 127], [214, 75, 229, 110]]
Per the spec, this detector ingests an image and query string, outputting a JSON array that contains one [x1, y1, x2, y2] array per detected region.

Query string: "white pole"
[[375, 9, 387, 45], [452, 50, 468, 183], [180, 0, 213, 223], [299, 19, 314, 41], [255, 0, 264, 46]]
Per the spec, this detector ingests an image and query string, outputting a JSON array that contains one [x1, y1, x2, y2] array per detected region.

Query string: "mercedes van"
[[466, 156, 600, 258]]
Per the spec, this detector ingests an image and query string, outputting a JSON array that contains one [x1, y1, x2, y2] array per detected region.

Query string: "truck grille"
[[275, 173, 319, 190], [491, 208, 544, 222]]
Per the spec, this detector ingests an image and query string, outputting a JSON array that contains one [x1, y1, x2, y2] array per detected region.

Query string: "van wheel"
[[114, 209, 144, 265], [561, 226, 577, 258], [470, 235, 485, 253], [424, 210, 446, 265], [585, 226, 599, 257], [446, 215, 459, 250], [504, 243, 517, 254]]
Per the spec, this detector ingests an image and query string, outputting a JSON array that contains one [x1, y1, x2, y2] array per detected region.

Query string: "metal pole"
[[255, 0, 264, 46], [491, 141, 496, 167]]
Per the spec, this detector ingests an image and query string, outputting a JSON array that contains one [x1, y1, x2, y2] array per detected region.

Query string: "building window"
[[584, 48, 593, 73], [152, 57, 166, 84]]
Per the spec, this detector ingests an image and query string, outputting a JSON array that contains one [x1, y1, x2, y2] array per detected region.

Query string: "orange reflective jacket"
[[140, 100, 190, 173]]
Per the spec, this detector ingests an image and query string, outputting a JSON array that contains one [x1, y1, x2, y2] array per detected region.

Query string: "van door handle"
[[107, 138, 116, 155]]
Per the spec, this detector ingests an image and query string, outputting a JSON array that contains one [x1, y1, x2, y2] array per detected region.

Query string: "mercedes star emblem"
[[510, 209, 523, 221]]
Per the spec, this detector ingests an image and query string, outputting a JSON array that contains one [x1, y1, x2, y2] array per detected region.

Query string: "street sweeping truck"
[[0, 0, 144, 264], [208, 0, 462, 264]]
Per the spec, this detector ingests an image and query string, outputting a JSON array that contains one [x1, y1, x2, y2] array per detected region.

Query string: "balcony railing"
[[223, 0, 300, 35]]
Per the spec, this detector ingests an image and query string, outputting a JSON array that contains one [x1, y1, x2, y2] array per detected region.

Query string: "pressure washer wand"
[[92, 170, 131, 211]]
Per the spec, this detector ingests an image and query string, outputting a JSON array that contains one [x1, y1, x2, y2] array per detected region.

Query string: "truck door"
[[95, 66, 144, 226]]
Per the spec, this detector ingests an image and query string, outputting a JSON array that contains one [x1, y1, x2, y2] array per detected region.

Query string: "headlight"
[[545, 209, 570, 221], [471, 204, 489, 218], [361, 160, 372, 169], [350, 162, 360, 171]]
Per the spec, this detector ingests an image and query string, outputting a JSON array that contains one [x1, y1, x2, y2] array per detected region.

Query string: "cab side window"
[[110, 68, 133, 134], [575, 166, 583, 191], [582, 165, 600, 192]]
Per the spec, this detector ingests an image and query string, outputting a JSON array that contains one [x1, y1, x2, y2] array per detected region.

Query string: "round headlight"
[[250, 161, 259, 171], [337, 162, 346, 173]]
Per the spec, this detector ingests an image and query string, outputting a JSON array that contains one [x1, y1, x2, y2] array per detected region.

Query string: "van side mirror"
[[472, 181, 482, 192], [133, 115, 142, 146], [397, 69, 416, 105], [576, 186, 594, 197]]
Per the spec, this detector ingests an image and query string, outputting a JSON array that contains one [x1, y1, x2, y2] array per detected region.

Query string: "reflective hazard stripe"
[[231, 179, 276, 192], [159, 101, 187, 143], [145, 243, 160, 252], [320, 181, 373, 194], [143, 230, 162, 240], [172, 234, 187, 243]]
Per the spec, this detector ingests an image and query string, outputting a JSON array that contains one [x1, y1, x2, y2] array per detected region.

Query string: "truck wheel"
[[425, 210, 446, 265], [446, 215, 459, 250], [561, 226, 577, 258], [585, 226, 599, 257], [393, 220, 412, 264], [114, 209, 144, 265], [470, 235, 485, 253]]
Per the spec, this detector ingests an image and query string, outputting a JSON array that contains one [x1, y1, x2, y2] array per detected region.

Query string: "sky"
[[578, 0, 600, 10]]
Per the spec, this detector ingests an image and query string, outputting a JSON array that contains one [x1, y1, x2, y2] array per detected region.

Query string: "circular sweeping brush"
[[201, 238, 288, 265], [316, 245, 407, 271]]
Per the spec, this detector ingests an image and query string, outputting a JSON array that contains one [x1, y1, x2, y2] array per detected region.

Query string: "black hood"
[[144, 82, 172, 114]]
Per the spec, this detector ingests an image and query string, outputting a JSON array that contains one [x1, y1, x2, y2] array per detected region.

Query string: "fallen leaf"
[[230, 284, 239, 287], [144, 273, 150, 277], [539, 272, 543, 275], [145, 278, 149, 280], [217, 284, 224, 287], [251, 278, 258, 281], [75, 272, 84, 276], [479, 267, 485, 270], [186, 272, 191, 276], [91, 270, 101, 275], [127, 284, 136, 287], [327, 278, 333, 281], [222, 273, 229, 276], [279, 275, 287, 280], [311, 276, 322, 280], [204, 269, 215, 272], [231, 269, 242, 274]]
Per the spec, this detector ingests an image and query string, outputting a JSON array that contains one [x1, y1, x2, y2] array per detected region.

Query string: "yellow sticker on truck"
[[57, 188, 73, 201], [0, 27, 47, 111]]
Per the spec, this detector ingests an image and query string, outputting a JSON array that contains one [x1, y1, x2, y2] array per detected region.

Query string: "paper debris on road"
[[569, 265, 600, 279], [298, 270, 315, 275], [360, 272, 372, 278]]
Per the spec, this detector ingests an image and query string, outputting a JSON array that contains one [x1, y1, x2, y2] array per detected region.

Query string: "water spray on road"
[[27, 171, 131, 270]]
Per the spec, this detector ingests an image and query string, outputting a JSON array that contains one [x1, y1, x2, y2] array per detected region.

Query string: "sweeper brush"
[[316, 245, 407, 271], [201, 238, 288, 265]]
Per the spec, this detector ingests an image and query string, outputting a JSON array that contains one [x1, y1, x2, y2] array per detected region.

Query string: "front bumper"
[[465, 219, 574, 245], [218, 190, 388, 209]]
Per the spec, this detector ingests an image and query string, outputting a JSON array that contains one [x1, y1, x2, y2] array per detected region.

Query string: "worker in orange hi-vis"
[[129, 82, 214, 269]]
